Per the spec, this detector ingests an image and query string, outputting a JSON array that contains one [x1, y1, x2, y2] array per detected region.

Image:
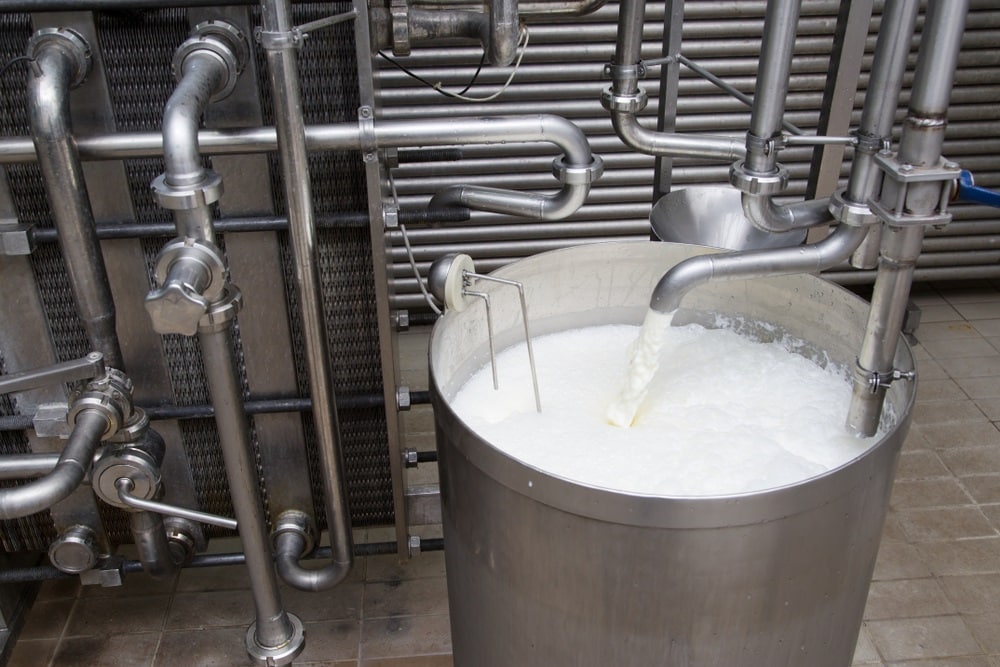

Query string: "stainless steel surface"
[[0, 353, 104, 395], [261, 0, 353, 593], [430, 241, 915, 666], [116, 478, 238, 531]]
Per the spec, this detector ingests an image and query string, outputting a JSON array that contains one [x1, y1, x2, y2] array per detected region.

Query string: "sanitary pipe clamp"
[[151, 169, 224, 211], [198, 284, 243, 334], [828, 189, 877, 228], [68, 368, 134, 439], [553, 154, 604, 185], [600, 87, 648, 114], [271, 510, 316, 558], [729, 160, 789, 196], [172, 20, 249, 102], [26, 27, 92, 88]]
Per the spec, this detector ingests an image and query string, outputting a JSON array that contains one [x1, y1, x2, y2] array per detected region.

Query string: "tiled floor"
[[9, 279, 1000, 666]]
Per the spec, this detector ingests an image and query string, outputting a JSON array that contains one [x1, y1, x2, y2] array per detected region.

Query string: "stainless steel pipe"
[[26, 28, 124, 370], [261, 0, 353, 593], [847, 0, 969, 437], [0, 410, 108, 520]]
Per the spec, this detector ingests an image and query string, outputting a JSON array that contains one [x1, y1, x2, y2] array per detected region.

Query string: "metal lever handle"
[[116, 477, 238, 530], [956, 170, 1000, 208], [0, 352, 105, 396]]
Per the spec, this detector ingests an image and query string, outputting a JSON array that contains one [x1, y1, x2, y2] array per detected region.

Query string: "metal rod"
[[465, 291, 499, 389], [0, 352, 104, 396], [262, 0, 353, 593], [27, 31, 124, 370], [117, 477, 238, 530]]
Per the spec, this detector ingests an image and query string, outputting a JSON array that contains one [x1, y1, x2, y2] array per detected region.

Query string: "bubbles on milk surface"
[[448, 318, 875, 496]]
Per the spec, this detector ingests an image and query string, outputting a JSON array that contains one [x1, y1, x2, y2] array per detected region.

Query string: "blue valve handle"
[[957, 170, 1000, 208]]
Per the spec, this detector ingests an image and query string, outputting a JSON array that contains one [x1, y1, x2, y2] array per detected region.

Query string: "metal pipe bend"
[[274, 530, 351, 592], [611, 112, 746, 162], [162, 53, 228, 188], [429, 181, 589, 220], [741, 193, 834, 233], [0, 410, 108, 520], [650, 224, 868, 314]]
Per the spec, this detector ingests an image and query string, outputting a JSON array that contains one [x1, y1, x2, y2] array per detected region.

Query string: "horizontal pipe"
[[0, 540, 446, 585]]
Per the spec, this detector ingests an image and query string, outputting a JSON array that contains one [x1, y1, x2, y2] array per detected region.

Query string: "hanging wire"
[[378, 25, 529, 103], [387, 169, 443, 315], [0, 56, 33, 81]]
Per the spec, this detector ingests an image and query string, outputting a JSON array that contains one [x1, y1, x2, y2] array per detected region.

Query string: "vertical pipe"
[[489, 0, 519, 66], [846, 0, 968, 436], [199, 325, 294, 648], [745, 0, 802, 173], [27, 32, 124, 370], [260, 0, 353, 589]]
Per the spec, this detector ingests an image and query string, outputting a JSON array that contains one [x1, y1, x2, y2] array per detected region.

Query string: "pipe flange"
[[164, 517, 207, 565], [92, 446, 162, 509], [198, 284, 243, 334], [151, 170, 224, 211], [48, 525, 100, 574], [68, 369, 134, 438], [172, 20, 249, 102], [153, 237, 228, 304], [600, 86, 648, 114], [246, 613, 305, 667], [729, 160, 789, 196], [552, 154, 604, 185], [390, 0, 411, 57], [828, 189, 877, 228], [271, 510, 316, 557], [27, 28, 92, 88]]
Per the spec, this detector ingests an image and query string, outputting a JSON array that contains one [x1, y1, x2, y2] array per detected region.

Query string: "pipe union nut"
[[729, 160, 789, 196], [151, 171, 224, 211], [600, 86, 648, 114], [69, 369, 134, 438], [553, 154, 604, 185], [828, 190, 877, 228], [27, 28, 92, 88], [48, 525, 100, 574], [197, 284, 243, 334], [246, 613, 305, 667]]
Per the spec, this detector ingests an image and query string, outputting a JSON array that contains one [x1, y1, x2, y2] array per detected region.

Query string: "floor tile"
[[939, 573, 1000, 614], [280, 581, 363, 622], [6, 638, 57, 667], [175, 563, 252, 592], [954, 302, 1000, 321], [918, 304, 962, 323], [896, 449, 950, 479], [18, 598, 74, 640], [851, 626, 881, 665], [155, 627, 252, 667], [362, 656, 454, 667], [938, 355, 1000, 380], [892, 658, 994, 667], [920, 422, 1000, 449], [366, 551, 447, 584], [919, 337, 998, 360], [890, 478, 973, 509], [360, 614, 452, 660], [962, 611, 1000, 654], [35, 577, 80, 602], [956, 376, 1000, 399], [913, 400, 988, 427], [65, 594, 170, 637], [915, 537, 1000, 576], [960, 475, 1000, 504], [895, 507, 996, 542], [872, 541, 932, 581], [53, 632, 160, 667], [293, 619, 362, 663], [939, 446, 1000, 476], [972, 319, 1000, 337], [915, 321, 982, 341], [165, 589, 255, 630], [866, 615, 980, 662], [364, 577, 449, 620], [916, 378, 970, 402], [864, 578, 955, 620]]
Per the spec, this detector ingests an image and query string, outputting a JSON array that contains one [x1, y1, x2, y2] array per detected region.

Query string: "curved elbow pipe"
[[274, 529, 351, 593], [429, 181, 588, 220], [741, 193, 834, 233], [162, 53, 226, 189], [650, 224, 867, 314], [0, 410, 107, 520], [611, 112, 746, 162]]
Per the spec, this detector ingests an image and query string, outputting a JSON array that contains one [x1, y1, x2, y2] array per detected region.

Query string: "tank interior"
[[1, 0, 1000, 665]]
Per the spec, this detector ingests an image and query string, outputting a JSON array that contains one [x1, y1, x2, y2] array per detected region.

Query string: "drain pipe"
[[829, 0, 920, 269], [846, 0, 968, 437], [144, 21, 304, 664], [602, 0, 745, 162], [26, 28, 124, 370], [728, 0, 832, 233], [258, 0, 354, 594]]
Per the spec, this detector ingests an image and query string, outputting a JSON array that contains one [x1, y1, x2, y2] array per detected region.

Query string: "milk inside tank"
[[429, 241, 915, 667]]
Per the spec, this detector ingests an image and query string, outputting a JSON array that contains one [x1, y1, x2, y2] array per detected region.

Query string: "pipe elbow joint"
[[650, 255, 715, 314], [273, 512, 352, 592]]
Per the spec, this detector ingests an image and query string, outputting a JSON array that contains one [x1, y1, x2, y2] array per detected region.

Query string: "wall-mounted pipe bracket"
[[255, 9, 358, 51]]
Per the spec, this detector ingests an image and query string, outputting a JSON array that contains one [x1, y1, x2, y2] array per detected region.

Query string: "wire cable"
[[0, 56, 34, 81]]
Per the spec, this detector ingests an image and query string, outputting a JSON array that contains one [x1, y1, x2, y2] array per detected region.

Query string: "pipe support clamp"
[[600, 86, 648, 114], [729, 160, 789, 196], [552, 154, 604, 185], [869, 151, 960, 228]]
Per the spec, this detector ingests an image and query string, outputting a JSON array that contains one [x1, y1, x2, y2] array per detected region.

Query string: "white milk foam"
[[449, 318, 877, 496]]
